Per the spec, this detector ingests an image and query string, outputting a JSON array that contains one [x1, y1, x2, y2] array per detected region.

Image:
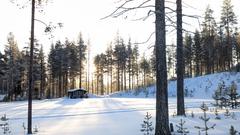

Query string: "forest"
[[0, 0, 239, 135], [0, 0, 239, 100]]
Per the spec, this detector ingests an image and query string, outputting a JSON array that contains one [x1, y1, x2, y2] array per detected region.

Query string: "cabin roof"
[[67, 88, 87, 93]]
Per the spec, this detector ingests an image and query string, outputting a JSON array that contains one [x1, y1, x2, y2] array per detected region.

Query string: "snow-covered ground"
[[0, 72, 239, 135], [0, 98, 239, 135], [110, 72, 240, 98]]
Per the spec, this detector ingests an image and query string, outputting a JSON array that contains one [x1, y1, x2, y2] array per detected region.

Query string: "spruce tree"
[[194, 102, 216, 135], [141, 112, 154, 135]]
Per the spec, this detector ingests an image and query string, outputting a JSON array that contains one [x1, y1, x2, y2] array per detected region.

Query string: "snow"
[[0, 72, 239, 135], [110, 72, 240, 99], [0, 94, 6, 101]]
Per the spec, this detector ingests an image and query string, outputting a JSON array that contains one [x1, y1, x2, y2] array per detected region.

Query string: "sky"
[[0, 0, 240, 58]]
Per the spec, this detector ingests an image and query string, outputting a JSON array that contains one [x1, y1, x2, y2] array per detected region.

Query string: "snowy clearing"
[[0, 97, 239, 135], [0, 72, 240, 135]]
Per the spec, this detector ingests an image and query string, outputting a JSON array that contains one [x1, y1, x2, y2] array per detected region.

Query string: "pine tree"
[[194, 102, 216, 135], [132, 44, 139, 89], [77, 33, 87, 89], [227, 81, 238, 109], [176, 0, 185, 116], [193, 30, 202, 76], [106, 44, 114, 93], [39, 45, 47, 99], [176, 119, 189, 134], [220, 0, 238, 69], [0, 114, 11, 135], [140, 57, 150, 87], [140, 112, 154, 135], [201, 5, 216, 74], [4, 32, 22, 101], [155, 0, 170, 134], [184, 33, 193, 77], [126, 38, 133, 90]]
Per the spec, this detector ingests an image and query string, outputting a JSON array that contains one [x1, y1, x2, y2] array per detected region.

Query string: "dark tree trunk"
[[128, 63, 131, 90], [176, 0, 185, 116], [79, 63, 82, 88], [155, 0, 170, 134], [117, 62, 120, 91], [40, 57, 44, 99], [28, 0, 35, 133], [124, 66, 126, 91], [110, 64, 113, 93]]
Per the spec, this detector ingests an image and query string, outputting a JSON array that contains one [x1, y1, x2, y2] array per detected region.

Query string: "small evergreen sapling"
[[140, 112, 154, 135], [191, 111, 194, 118], [176, 119, 189, 135], [214, 108, 221, 120], [224, 109, 231, 118], [194, 102, 216, 135], [229, 125, 238, 135], [22, 122, 26, 135], [0, 114, 11, 135], [34, 125, 39, 133]]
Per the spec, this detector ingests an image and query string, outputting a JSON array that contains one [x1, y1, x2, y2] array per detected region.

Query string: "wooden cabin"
[[67, 88, 88, 98]]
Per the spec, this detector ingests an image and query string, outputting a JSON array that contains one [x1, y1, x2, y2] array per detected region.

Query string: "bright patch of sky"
[[0, 0, 239, 58]]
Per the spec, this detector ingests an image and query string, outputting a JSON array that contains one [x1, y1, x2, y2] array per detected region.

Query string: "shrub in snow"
[[184, 87, 189, 97], [229, 125, 238, 135], [22, 122, 26, 135], [0, 114, 11, 135], [33, 125, 39, 133], [214, 108, 221, 120], [231, 112, 236, 120], [194, 102, 216, 135], [224, 109, 231, 118], [191, 111, 194, 118], [172, 111, 177, 117], [140, 112, 154, 135], [176, 119, 189, 135]]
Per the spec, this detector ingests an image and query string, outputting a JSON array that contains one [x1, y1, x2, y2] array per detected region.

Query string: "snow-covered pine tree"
[[176, 119, 189, 134], [194, 102, 216, 135], [140, 112, 154, 135]]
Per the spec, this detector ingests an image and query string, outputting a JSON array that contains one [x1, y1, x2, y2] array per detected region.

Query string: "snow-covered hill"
[[110, 72, 240, 99]]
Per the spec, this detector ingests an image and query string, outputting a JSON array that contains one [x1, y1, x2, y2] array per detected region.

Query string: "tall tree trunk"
[[40, 59, 44, 99], [155, 0, 170, 134], [117, 62, 120, 91], [128, 60, 131, 90], [124, 66, 126, 91], [79, 66, 82, 88], [110, 65, 113, 93], [176, 0, 185, 116], [28, 0, 35, 133]]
